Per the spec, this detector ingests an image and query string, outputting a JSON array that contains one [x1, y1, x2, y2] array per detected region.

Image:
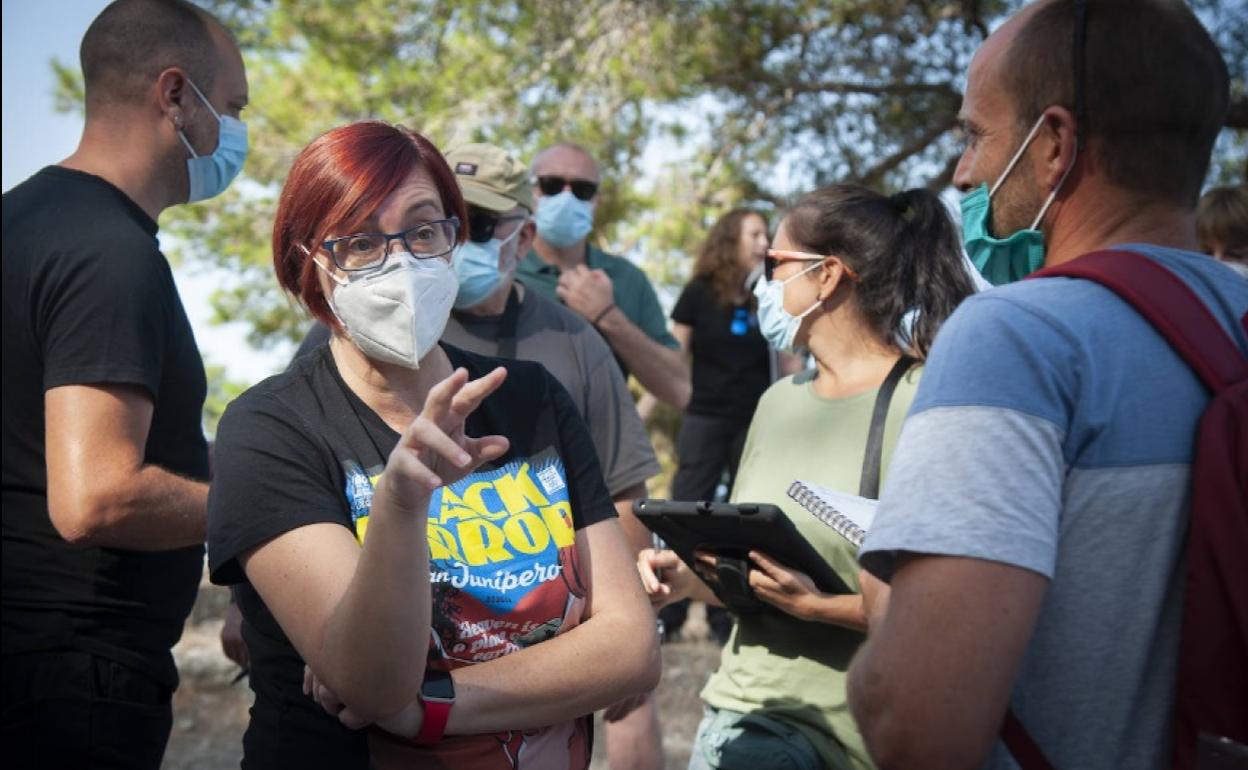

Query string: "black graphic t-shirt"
[[670, 276, 771, 419], [208, 343, 615, 769]]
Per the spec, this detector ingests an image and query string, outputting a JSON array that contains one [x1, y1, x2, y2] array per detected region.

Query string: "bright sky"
[[2, 0, 291, 386]]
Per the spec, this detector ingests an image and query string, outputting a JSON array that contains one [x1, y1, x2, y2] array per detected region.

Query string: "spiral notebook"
[[786, 480, 878, 548]]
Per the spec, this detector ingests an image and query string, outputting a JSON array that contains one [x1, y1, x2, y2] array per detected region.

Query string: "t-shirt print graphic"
[[344, 448, 588, 664], [344, 450, 592, 769]]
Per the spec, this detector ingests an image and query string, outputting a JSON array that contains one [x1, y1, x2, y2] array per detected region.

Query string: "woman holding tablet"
[[638, 184, 975, 770]]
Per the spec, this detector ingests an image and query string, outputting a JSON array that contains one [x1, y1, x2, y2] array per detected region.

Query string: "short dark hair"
[[1001, 0, 1228, 207], [784, 186, 975, 359], [80, 0, 222, 111], [1197, 185, 1248, 261]]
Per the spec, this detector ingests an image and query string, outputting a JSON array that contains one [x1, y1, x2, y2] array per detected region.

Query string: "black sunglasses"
[[532, 175, 599, 201], [467, 208, 527, 244]]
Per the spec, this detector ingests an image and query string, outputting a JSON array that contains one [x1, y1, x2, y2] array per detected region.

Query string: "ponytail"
[[783, 185, 975, 359], [886, 188, 977, 358]]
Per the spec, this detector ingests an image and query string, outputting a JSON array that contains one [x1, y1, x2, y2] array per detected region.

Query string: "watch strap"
[[410, 669, 454, 746]]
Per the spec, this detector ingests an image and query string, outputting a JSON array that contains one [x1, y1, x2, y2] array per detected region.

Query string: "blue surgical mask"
[[451, 223, 524, 309], [754, 260, 824, 353], [961, 113, 1076, 285], [535, 190, 594, 247], [177, 78, 248, 204]]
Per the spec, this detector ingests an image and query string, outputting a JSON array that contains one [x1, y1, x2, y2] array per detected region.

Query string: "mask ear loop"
[[1029, 148, 1078, 230], [298, 242, 350, 334], [496, 217, 530, 276], [175, 77, 222, 158], [988, 113, 1048, 199], [786, 258, 835, 319], [300, 242, 348, 287]]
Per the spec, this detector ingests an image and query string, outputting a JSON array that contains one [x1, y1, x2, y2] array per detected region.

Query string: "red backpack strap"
[[1001, 710, 1058, 770], [1000, 249, 1248, 770], [1031, 250, 1248, 391]]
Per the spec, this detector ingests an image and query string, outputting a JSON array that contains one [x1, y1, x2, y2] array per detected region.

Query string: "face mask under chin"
[[960, 113, 1076, 286]]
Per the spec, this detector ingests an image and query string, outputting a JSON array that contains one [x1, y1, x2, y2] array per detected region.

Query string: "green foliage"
[[202, 363, 249, 438], [50, 0, 1247, 357], [46, 0, 1244, 482]]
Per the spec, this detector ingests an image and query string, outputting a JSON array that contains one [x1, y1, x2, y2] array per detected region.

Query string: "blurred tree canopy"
[[54, 0, 1248, 356]]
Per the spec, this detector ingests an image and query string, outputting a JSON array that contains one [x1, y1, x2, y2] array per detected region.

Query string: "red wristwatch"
[[410, 668, 455, 746]]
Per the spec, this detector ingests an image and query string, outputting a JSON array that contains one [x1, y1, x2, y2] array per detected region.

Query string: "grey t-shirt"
[[860, 246, 1248, 769], [442, 282, 659, 498]]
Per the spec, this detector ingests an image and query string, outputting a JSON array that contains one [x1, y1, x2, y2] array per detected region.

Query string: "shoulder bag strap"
[[1002, 248, 1248, 770], [858, 355, 917, 499], [1032, 249, 1248, 392]]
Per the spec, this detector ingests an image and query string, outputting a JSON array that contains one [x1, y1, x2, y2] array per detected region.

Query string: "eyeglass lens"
[[536, 175, 598, 201], [331, 220, 456, 270], [468, 209, 501, 243]]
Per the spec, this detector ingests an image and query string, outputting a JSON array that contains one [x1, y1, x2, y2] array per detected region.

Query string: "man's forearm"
[[59, 466, 208, 550], [594, 308, 690, 408]]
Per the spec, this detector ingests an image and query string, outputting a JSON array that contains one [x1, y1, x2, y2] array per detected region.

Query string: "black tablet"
[[633, 499, 852, 614]]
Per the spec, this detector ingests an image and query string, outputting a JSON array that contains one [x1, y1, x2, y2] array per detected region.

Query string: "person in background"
[[847, 2, 1243, 768], [207, 121, 658, 769], [661, 209, 772, 647], [1196, 184, 1248, 277], [517, 142, 692, 411], [515, 141, 689, 770], [442, 142, 668, 770], [2, 1, 249, 767], [639, 184, 976, 770]]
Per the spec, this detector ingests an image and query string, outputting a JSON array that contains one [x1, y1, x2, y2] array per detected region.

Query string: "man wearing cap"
[[517, 142, 691, 411], [444, 142, 667, 770], [442, 143, 660, 512]]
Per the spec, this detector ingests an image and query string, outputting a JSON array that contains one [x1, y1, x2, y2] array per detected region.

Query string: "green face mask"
[[961, 114, 1076, 286]]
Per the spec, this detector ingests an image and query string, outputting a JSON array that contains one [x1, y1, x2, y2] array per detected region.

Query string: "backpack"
[[1002, 249, 1248, 770]]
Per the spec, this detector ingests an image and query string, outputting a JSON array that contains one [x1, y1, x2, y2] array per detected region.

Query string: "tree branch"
[[926, 152, 962, 193], [788, 80, 960, 99], [855, 112, 959, 189]]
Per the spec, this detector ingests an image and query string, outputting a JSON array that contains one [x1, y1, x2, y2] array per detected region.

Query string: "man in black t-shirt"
[[1, 2, 249, 767]]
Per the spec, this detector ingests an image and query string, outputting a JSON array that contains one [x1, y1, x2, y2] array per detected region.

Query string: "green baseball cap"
[[445, 143, 533, 213]]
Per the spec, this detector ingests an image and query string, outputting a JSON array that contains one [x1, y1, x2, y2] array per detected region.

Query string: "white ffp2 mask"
[[318, 253, 459, 369]]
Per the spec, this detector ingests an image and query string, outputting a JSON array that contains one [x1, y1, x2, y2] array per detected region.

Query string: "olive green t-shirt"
[[700, 366, 922, 770]]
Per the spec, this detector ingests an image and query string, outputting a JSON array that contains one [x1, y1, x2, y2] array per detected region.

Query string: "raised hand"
[[555, 265, 615, 323], [374, 366, 511, 516]]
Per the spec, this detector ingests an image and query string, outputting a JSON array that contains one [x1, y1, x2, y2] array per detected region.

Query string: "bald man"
[[517, 143, 691, 410]]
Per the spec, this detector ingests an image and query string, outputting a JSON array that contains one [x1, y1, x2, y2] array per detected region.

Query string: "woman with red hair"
[[206, 121, 659, 769]]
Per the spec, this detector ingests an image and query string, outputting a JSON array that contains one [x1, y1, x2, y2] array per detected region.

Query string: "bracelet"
[[592, 303, 616, 326]]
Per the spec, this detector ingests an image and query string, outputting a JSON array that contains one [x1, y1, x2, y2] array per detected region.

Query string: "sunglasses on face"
[[532, 175, 599, 201], [467, 208, 528, 244], [764, 249, 860, 282]]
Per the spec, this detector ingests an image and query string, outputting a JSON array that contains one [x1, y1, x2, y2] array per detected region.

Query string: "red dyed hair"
[[272, 121, 469, 327]]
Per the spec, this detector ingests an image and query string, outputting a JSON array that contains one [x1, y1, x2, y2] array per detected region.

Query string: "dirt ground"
[[162, 578, 722, 770]]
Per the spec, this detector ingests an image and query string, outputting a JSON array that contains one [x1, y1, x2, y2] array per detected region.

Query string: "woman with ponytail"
[[638, 184, 975, 770]]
